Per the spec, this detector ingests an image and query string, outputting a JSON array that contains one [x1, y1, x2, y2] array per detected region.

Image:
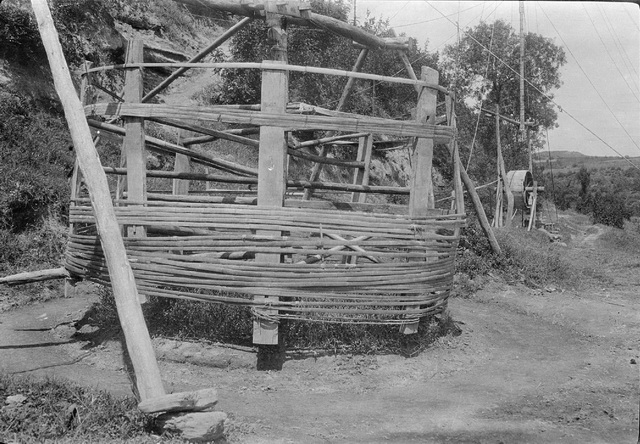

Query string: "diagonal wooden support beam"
[[31, 0, 165, 401], [142, 16, 253, 103]]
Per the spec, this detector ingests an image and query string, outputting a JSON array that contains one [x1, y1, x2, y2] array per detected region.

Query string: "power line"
[[598, 4, 639, 80], [392, 2, 484, 29], [538, 4, 640, 152], [582, 4, 639, 102], [425, 1, 640, 168]]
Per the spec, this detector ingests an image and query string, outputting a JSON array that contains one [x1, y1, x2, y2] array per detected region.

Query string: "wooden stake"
[[31, 0, 165, 401]]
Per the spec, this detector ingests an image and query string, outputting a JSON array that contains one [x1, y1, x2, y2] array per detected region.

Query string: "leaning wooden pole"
[[31, 0, 165, 401]]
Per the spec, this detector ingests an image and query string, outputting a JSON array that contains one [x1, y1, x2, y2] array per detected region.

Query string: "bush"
[[591, 191, 631, 229], [0, 93, 73, 232]]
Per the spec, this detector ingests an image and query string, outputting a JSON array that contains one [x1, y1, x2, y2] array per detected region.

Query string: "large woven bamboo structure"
[[64, 1, 465, 344]]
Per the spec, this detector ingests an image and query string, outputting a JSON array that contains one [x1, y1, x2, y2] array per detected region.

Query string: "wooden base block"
[[400, 322, 419, 335], [252, 318, 278, 345], [138, 388, 218, 414], [157, 411, 226, 443]]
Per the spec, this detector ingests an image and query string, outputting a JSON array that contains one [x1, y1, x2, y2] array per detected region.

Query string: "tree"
[[442, 20, 566, 185], [215, 1, 439, 120]]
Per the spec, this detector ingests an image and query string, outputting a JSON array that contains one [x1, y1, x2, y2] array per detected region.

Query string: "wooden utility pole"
[[31, 0, 165, 401]]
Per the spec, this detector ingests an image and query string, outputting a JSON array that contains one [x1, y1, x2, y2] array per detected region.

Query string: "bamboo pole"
[[31, 0, 165, 401]]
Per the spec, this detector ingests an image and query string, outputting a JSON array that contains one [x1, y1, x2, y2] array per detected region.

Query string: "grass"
[[0, 373, 185, 443], [455, 218, 582, 292]]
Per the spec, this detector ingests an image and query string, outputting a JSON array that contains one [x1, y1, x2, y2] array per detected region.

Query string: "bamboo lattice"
[[66, 202, 464, 324]]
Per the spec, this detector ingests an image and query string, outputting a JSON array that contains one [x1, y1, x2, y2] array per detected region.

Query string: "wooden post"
[[494, 103, 514, 228], [253, 2, 288, 345], [173, 130, 191, 195], [445, 95, 464, 216], [350, 134, 373, 203], [303, 48, 369, 200], [122, 39, 147, 238], [408, 67, 438, 214], [401, 66, 438, 335], [31, 0, 165, 400], [66, 61, 94, 297]]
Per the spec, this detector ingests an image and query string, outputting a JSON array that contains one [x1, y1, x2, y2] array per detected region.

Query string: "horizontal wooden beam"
[[86, 62, 446, 92], [88, 119, 257, 176], [0, 267, 69, 286], [172, 0, 408, 51], [481, 107, 535, 127], [88, 103, 454, 141]]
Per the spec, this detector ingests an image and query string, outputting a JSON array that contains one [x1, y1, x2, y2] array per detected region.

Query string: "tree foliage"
[[443, 20, 566, 184], [215, 1, 439, 120]]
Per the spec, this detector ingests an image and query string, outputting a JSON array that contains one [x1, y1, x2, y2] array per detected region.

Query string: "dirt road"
[[1, 221, 638, 443]]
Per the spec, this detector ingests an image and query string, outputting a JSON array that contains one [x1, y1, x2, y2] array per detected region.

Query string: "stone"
[[156, 411, 227, 443]]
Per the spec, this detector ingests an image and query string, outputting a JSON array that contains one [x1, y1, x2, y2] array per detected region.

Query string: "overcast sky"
[[356, 1, 640, 158]]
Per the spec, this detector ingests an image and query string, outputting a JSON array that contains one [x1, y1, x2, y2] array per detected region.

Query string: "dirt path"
[[1, 221, 638, 443]]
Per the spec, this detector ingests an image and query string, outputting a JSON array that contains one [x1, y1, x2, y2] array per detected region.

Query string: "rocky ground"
[[1, 215, 639, 443]]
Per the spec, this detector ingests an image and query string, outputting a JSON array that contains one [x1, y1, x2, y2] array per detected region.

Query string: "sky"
[[355, 1, 640, 158]]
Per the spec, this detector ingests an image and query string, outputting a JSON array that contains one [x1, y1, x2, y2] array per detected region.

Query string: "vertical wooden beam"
[[173, 130, 191, 195], [31, 0, 165, 401], [253, 2, 288, 345], [350, 134, 373, 204], [408, 67, 438, 215], [122, 39, 147, 237], [445, 95, 464, 216], [303, 48, 369, 200], [401, 66, 438, 335], [494, 103, 514, 228]]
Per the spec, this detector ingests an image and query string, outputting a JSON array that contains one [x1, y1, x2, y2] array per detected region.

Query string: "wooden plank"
[[402, 66, 439, 335], [122, 39, 147, 238], [31, 0, 165, 401]]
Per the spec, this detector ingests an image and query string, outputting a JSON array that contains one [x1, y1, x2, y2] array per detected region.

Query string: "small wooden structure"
[[63, 0, 465, 346], [20, 1, 470, 439]]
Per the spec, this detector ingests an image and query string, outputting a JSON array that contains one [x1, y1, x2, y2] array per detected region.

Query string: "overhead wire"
[[537, 4, 640, 153], [426, 1, 640, 169], [598, 4, 639, 81], [582, 4, 639, 102]]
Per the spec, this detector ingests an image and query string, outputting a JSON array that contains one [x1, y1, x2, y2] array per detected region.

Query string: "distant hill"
[[534, 150, 640, 172]]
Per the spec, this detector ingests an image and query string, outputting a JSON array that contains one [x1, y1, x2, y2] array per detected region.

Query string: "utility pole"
[[519, 0, 532, 172]]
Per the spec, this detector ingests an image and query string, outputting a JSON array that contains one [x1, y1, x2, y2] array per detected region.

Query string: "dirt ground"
[[1, 216, 639, 443]]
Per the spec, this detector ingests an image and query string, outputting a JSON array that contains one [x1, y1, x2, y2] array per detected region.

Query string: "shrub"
[[591, 191, 631, 229]]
